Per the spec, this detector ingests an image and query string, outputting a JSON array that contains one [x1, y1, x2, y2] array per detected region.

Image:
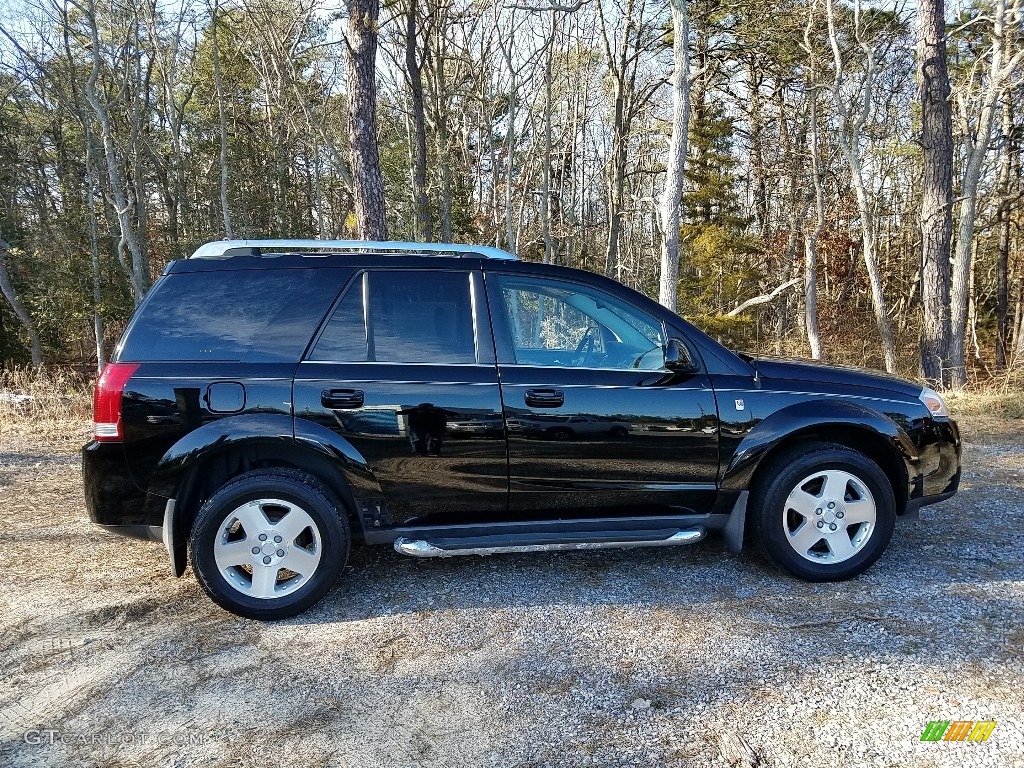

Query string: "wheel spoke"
[[787, 522, 823, 555], [274, 506, 312, 543], [232, 502, 269, 535], [250, 564, 279, 598], [827, 533, 856, 561], [215, 539, 253, 569], [843, 498, 875, 525], [787, 489, 821, 518], [280, 546, 319, 577], [822, 470, 851, 502]]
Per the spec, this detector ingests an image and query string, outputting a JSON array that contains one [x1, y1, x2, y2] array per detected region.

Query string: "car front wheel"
[[189, 469, 350, 620], [751, 443, 896, 582]]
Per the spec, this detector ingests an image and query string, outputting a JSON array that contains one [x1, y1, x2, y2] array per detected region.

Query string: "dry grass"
[[0, 367, 92, 420], [946, 390, 1024, 420], [0, 368, 92, 444]]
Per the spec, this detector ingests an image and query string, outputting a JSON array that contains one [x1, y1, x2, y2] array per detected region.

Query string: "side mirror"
[[664, 338, 698, 373]]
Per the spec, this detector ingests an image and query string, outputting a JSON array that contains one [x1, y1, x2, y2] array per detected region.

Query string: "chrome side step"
[[393, 528, 706, 558]]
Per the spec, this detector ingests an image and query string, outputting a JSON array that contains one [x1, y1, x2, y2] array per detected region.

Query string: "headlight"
[[919, 387, 949, 418]]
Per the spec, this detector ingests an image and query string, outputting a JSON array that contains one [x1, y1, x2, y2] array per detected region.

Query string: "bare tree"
[[657, 0, 691, 312], [74, 0, 151, 304], [826, 0, 897, 373], [802, 1, 825, 360], [596, 0, 660, 279], [917, 0, 954, 387], [404, 0, 432, 241], [948, 0, 1023, 387], [0, 240, 43, 367], [995, 93, 1017, 370], [210, 0, 233, 238], [344, 0, 388, 240]]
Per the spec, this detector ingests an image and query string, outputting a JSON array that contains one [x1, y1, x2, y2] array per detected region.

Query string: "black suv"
[[83, 240, 961, 619]]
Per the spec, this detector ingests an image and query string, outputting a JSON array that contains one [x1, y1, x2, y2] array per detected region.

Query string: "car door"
[[485, 270, 719, 517], [292, 267, 508, 528]]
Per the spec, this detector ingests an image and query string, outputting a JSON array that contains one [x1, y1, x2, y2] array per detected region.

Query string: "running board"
[[393, 527, 705, 558]]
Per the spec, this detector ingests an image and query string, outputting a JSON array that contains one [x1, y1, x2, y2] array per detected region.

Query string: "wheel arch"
[[145, 414, 381, 576], [722, 399, 916, 516]]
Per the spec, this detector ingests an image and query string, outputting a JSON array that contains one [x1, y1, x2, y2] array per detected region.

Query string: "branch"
[[504, 0, 587, 10], [726, 278, 802, 317]]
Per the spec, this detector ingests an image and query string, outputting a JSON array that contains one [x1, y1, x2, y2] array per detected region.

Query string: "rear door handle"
[[525, 388, 564, 408], [321, 389, 364, 409]]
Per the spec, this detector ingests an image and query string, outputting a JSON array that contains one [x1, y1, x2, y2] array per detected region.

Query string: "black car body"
[[83, 240, 961, 619]]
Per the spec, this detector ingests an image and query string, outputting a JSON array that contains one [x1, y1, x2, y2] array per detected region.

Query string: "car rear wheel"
[[750, 443, 895, 582], [189, 469, 350, 620]]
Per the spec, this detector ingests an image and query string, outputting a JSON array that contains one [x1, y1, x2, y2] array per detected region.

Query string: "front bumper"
[[903, 418, 961, 517]]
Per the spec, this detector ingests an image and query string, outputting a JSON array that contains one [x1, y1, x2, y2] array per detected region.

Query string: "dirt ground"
[[0, 415, 1021, 768]]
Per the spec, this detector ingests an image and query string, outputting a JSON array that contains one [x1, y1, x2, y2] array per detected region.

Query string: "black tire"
[[749, 442, 895, 582], [189, 468, 350, 620], [548, 428, 574, 441], [609, 426, 628, 439]]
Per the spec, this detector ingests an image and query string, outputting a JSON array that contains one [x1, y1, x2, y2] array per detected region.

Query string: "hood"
[[741, 354, 923, 398]]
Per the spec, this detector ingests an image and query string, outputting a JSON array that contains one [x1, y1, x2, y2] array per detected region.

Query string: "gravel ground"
[[0, 416, 1021, 768]]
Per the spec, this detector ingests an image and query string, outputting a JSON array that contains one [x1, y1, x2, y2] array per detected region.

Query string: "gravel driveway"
[[0, 416, 1021, 768]]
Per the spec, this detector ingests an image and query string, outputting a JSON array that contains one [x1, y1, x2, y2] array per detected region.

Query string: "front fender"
[[721, 398, 918, 493]]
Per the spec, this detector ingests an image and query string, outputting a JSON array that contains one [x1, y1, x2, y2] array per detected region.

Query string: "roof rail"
[[189, 239, 518, 261]]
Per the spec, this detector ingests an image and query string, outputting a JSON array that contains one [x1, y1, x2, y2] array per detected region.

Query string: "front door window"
[[498, 279, 666, 371]]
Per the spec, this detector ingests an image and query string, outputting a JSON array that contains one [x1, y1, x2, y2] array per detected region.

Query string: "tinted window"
[[118, 269, 346, 362], [312, 270, 477, 364], [494, 275, 665, 370], [309, 279, 367, 362]]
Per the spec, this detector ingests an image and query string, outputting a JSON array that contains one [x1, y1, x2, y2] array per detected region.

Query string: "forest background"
[[0, 0, 1021, 394]]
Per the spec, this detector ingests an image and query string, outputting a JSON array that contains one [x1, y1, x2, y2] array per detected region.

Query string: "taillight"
[[93, 362, 140, 441]]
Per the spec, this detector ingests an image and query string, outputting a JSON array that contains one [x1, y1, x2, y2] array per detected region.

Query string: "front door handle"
[[321, 389, 364, 409], [525, 388, 564, 408]]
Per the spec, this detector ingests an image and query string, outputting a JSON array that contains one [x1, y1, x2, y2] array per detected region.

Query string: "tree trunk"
[[917, 0, 953, 387], [344, 0, 388, 241], [995, 95, 1014, 370], [605, 84, 626, 279], [85, 132, 105, 370], [211, 0, 233, 238], [747, 61, 768, 234], [657, 0, 691, 312], [405, 0, 432, 241], [0, 241, 42, 368], [804, 88, 824, 360], [847, 158, 898, 373], [541, 13, 557, 265]]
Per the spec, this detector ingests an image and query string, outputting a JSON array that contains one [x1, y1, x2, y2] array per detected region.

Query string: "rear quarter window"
[[117, 268, 349, 362]]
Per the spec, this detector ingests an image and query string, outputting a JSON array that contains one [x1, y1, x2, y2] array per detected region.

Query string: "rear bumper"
[[82, 441, 153, 534], [97, 523, 163, 542]]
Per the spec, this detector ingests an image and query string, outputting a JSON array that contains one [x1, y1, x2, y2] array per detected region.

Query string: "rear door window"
[[311, 270, 484, 364]]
